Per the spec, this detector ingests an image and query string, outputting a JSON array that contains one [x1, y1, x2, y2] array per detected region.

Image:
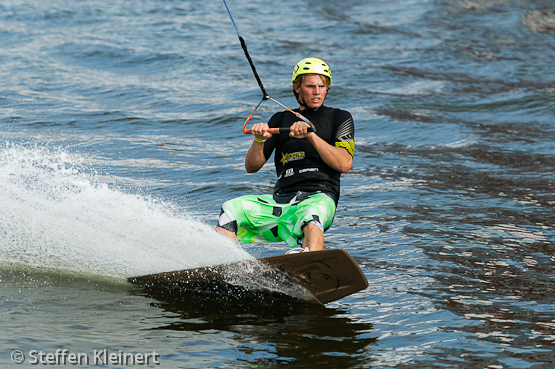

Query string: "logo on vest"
[[280, 151, 305, 165]]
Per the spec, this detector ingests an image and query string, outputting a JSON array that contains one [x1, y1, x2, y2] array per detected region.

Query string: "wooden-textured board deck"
[[128, 249, 368, 305]]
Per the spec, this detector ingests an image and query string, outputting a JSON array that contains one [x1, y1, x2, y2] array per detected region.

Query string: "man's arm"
[[245, 122, 272, 173], [307, 132, 353, 173]]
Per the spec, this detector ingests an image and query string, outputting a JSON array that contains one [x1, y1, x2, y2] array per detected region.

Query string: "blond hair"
[[292, 74, 331, 90]]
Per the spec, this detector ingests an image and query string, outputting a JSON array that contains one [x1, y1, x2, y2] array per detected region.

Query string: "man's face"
[[295, 74, 328, 110]]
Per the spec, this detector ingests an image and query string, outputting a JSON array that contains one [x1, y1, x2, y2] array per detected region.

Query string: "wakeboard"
[[128, 249, 368, 305]]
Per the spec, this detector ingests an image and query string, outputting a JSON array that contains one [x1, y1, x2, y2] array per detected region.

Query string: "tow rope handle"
[[241, 98, 316, 135], [243, 126, 316, 135]]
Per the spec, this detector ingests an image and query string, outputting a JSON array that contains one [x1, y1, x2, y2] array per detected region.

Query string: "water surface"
[[1, 0, 554, 368]]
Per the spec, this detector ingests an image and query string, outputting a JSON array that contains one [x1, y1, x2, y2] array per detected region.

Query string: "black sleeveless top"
[[263, 106, 355, 204]]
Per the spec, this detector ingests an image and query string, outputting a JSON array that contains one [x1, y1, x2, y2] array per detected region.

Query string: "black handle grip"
[[278, 126, 315, 133]]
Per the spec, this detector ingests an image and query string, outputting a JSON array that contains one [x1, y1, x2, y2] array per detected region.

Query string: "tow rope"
[[221, 0, 315, 134]]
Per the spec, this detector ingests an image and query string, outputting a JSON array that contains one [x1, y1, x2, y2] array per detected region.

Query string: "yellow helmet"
[[291, 57, 332, 85]]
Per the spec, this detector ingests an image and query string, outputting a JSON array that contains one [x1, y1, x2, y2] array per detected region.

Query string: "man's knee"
[[216, 225, 237, 240], [301, 222, 325, 251], [302, 219, 324, 235], [217, 208, 238, 234]]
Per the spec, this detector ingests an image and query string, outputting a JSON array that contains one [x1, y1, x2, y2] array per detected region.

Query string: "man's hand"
[[250, 122, 272, 141], [289, 121, 313, 139]]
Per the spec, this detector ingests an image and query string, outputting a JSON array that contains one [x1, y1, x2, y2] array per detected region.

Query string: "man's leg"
[[294, 193, 336, 251], [301, 222, 324, 251], [216, 226, 236, 241], [216, 194, 284, 244], [216, 205, 238, 241]]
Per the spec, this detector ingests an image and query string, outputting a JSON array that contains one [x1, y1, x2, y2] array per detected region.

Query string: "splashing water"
[[0, 141, 253, 281]]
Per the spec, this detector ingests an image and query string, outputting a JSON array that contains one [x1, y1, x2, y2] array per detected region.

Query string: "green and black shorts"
[[218, 192, 336, 247]]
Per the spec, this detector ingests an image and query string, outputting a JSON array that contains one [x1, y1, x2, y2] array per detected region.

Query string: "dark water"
[[1, 0, 554, 368]]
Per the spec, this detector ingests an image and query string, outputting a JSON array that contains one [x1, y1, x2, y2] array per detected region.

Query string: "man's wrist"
[[254, 137, 267, 143]]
